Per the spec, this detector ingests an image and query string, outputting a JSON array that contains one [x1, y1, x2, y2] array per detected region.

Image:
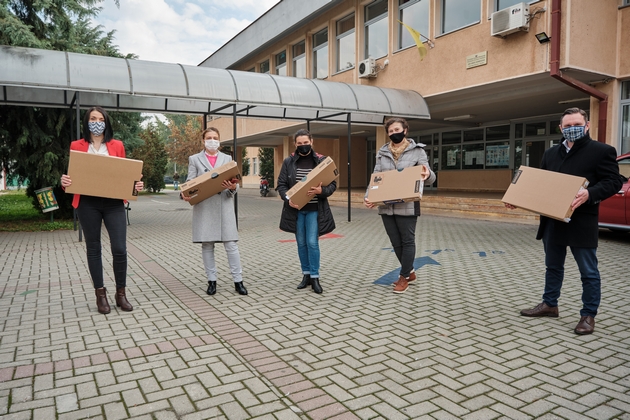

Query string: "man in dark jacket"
[[277, 129, 336, 294], [519, 107, 622, 335]]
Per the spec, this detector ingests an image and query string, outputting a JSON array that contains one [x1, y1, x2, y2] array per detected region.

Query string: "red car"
[[599, 152, 630, 232]]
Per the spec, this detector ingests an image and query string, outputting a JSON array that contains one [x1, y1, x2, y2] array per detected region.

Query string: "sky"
[[91, 0, 281, 66]]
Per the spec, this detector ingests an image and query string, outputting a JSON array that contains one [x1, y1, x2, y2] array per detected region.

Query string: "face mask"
[[297, 144, 312, 155], [389, 132, 406, 144], [205, 140, 220, 151], [88, 121, 106, 136], [561, 125, 586, 142]]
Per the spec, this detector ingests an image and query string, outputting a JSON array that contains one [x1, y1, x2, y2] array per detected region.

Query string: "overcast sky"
[[92, 0, 280, 66]]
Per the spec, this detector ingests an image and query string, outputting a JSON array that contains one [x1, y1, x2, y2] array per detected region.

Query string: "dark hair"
[[384, 117, 409, 132], [202, 127, 221, 139], [560, 107, 589, 126], [293, 129, 313, 142], [82, 106, 113, 143]]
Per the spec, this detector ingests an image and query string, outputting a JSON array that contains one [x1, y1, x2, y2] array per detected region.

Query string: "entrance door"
[[524, 140, 546, 168]]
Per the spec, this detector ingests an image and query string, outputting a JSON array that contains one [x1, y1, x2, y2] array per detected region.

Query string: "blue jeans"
[[543, 238, 600, 317], [296, 210, 320, 278]]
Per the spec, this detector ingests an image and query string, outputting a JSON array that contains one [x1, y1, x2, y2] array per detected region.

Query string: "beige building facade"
[[203, 0, 630, 192]]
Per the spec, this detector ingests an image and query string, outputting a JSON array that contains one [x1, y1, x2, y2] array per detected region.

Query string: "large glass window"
[[621, 81, 630, 154], [441, 145, 461, 170], [260, 60, 270, 74], [275, 51, 286, 76], [336, 14, 355, 72], [442, 130, 461, 145], [312, 28, 329, 79], [441, 0, 480, 34], [486, 125, 510, 141], [365, 0, 388, 59], [398, 0, 429, 51], [495, 0, 535, 11], [485, 141, 510, 169], [292, 41, 306, 78], [463, 143, 484, 169]]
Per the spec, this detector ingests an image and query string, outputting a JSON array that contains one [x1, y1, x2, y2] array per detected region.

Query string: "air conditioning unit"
[[358, 58, 377, 79], [491, 2, 529, 37]]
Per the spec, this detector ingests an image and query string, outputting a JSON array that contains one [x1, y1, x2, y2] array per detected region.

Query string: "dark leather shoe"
[[297, 274, 311, 289], [311, 278, 323, 294], [235, 282, 248, 295], [95, 287, 111, 314], [520, 302, 558, 317], [574, 316, 595, 335], [206, 281, 217, 295], [115, 287, 133, 311]]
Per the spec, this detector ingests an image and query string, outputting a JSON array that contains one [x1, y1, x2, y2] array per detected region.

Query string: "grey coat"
[[366, 140, 436, 216], [187, 151, 239, 243]]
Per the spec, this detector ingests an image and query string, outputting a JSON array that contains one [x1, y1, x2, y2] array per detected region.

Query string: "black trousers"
[[381, 215, 417, 278], [77, 196, 127, 289]]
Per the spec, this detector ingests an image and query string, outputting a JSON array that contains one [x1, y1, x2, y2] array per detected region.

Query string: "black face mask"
[[297, 144, 312, 155], [389, 132, 406, 144]]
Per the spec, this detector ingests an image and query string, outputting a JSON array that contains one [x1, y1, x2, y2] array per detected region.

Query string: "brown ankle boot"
[[95, 288, 111, 314], [115, 287, 133, 312]]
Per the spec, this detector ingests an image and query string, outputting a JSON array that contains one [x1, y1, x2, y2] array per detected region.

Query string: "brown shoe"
[[95, 287, 111, 314], [520, 302, 558, 317], [115, 287, 133, 312], [574, 316, 595, 335], [393, 276, 409, 294], [393, 270, 416, 287]]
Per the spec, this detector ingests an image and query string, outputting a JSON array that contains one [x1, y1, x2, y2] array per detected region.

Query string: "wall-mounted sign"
[[466, 51, 488, 69]]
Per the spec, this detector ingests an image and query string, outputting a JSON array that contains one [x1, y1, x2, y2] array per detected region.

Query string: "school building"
[[201, 0, 630, 192]]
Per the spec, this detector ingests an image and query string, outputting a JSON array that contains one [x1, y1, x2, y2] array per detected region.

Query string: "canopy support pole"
[[73, 92, 83, 242], [347, 113, 352, 222], [233, 105, 238, 228]]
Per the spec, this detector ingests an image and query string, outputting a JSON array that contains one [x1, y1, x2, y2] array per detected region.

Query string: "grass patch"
[[0, 190, 73, 232]]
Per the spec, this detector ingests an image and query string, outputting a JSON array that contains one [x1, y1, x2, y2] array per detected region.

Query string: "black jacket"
[[536, 133, 622, 247], [277, 152, 336, 236]]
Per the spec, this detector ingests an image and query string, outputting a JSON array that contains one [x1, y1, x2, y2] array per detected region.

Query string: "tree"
[[165, 115, 203, 167], [0, 0, 144, 218], [241, 148, 250, 176], [131, 125, 168, 193], [258, 148, 275, 188]]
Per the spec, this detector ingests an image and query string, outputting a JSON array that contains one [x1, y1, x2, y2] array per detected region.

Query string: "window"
[[494, 0, 535, 11], [336, 14, 355, 71], [275, 51, 286, 76], [442, 130, 461, 145], [246, 67, 255, 72], [398, 0, 429, 51], [463, 143, 484, 169], [292, 41, 306, 78], [260, 60, 270, 74], [485, 125, 510, 141], [441, 145, 461, 170], [441, 0, 480, 34], [621, 81, 630, 154], [525, 122, 546, 137], [253, 157, 259, 176], [313, 28, 329, 79], [485, 141, 510, 168], [365, 0, 388, 59]]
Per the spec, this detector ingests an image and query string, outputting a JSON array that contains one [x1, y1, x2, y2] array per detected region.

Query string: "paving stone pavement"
[[1, 188, 629, 420]]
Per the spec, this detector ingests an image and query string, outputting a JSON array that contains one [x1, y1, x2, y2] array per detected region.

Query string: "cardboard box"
[[367, 165, 429, 205], [65, 151, 143, 201], [180, 161, 241, 205], [286, 157, 339, 209], [501, 166, 589, 222]]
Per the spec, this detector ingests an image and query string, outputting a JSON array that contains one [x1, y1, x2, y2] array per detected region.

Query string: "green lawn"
[[0, 190, 74, 232]]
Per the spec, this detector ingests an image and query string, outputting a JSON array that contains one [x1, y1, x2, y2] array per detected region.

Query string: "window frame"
[[336, 13, 356, 73], [292, 40, 306, 78], [397, 0, 430, 52], [275, 50, 287, 76], [312, 27, 329, 79], [260, 60, 270, 74], [364, 0, 389, 60], [439, 0, 481, 36], [493, 0, 538, 12], [620, 80, 630, 155]]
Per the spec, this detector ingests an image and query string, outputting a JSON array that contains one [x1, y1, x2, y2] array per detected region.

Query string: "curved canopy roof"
[[0, 45, 430, 124]]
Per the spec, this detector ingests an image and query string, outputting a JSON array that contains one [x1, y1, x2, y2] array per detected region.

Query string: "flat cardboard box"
[[180, 161, 241, 205], [66, 151, 143, 201], [367, 165, 429, 206], [286, 157, 339, 210], [501, 166, 589, 222]]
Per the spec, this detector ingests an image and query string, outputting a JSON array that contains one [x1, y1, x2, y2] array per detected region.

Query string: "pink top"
[[206, 153, 218, 167]]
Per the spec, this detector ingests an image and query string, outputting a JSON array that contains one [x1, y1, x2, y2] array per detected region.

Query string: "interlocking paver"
[[1, 188, 629, 419]]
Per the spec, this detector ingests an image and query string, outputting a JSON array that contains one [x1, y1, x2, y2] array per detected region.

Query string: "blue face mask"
[[88, 121, 106, 136], [561, 125, 586, 142]]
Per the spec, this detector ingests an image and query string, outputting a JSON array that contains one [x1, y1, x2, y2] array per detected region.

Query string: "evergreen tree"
[[0, 0, 143, 217], [258, 147, 275, 188], [241, 148, 250, 176], [131, 125, 168, 193]]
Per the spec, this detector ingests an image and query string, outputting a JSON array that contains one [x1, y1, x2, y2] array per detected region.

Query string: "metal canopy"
[[0, 45, 430, 124]]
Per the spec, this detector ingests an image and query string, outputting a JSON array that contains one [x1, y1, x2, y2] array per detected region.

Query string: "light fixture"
[[558, 98, 590, 104], [535, 32, 550, 44], [443, 114, 474, 121]]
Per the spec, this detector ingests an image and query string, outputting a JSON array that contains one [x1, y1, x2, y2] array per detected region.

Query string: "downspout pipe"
[[550, 0, 607, 143]]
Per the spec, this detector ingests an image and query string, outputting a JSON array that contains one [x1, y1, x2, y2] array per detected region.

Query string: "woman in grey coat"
[[182, 127, 247, 296], [364, 117, 436, 294]]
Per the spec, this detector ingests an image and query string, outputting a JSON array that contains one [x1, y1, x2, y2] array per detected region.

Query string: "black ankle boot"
[[206, 281, 216, 295], [234, 282, 248, 295], [297, 274, 311, 289], [311, 278, 323, 294]]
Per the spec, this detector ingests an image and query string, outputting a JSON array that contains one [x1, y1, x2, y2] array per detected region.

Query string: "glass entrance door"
[[524, 140, 546, 168]]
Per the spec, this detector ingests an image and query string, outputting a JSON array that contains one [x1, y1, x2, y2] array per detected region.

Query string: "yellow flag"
[[398, 20, 428, 61]]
